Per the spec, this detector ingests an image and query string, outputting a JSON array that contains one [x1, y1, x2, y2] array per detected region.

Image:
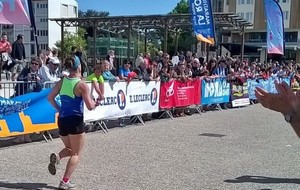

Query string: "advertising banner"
[[201, 77, 230, 105], [0, 88, 58, 137], [84, 81, 160, 122], [159, 79, 201, 109], [230, 81, 250, 107], [247, 79, 269, 100]]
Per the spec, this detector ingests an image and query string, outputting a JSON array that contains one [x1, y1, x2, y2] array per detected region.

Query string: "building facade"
[[219, 0, 300, 62], [2, 0, 78, 59]]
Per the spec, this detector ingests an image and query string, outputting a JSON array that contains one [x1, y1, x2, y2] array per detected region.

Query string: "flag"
[[0, 0, 30, 25], [189, 0, 215, 44], [264, 0, 284, 55]]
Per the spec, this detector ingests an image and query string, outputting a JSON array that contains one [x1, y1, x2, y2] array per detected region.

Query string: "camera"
[[31, 73, 37, 80]]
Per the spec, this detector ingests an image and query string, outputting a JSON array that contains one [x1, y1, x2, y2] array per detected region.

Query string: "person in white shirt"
[[39, 57, 61, 82]]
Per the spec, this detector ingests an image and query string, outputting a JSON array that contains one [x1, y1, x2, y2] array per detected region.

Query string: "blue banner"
[[268, 76, 291, 93], [264, 0, 284, 55], [247, 79, 269, 100], [189, 0, 215, 44], [0, 89, 58, 137], [201, 78, 230, 105]]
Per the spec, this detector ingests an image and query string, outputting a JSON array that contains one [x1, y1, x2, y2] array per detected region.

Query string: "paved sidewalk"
[[1, 105, 300, 190]]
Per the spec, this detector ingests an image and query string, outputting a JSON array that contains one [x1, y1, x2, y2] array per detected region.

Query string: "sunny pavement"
[[1, 104, 300, 190]]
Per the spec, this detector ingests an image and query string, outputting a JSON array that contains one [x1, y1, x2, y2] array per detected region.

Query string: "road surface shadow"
[[0, 181, 57, 189], [224, 175, 300, 184]]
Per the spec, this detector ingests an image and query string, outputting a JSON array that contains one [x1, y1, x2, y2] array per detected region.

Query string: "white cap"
[[49, 57, 60, 65], [194, 58, 200, 63]]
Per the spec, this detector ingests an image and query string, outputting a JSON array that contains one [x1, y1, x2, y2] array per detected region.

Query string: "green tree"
[[169, 0, 189, 14], [78, 9, 109, 17], [167, 0, 196, 54], [55, 28, 87, 59]]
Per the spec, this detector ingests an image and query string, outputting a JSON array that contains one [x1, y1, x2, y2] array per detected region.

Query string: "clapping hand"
[[255, 81, 300, 115]]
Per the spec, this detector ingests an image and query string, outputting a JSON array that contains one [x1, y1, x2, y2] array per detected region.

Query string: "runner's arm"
[[78, 82, 97, 110], [47, 80, 63, 112]]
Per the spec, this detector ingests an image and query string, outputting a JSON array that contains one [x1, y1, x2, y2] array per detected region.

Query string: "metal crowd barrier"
[[0, 81, 37, 99]]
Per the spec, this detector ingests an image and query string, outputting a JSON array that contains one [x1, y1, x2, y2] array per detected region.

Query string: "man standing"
[[11, 34, 26, 81], [0, 33, 12, 87], [255, 81, 300, 137]]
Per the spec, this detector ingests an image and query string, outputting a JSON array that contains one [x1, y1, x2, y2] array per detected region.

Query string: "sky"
[[77, 0, 181, 16]]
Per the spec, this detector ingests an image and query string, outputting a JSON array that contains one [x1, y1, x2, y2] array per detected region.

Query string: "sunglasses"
[[31, 62, 39, 66]]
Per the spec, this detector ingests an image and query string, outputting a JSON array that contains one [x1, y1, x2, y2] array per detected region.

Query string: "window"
[[282, 0, 287, 2], [61, 4, 68, 17], [73, 6, 77, 14], [283, 11, 289, 20], [247, 0, 251, 4], [241, 0, 245, 4], [284, 32, 298, 42], [30, 31, 34, 41], [245, 12, 253, 21], [36, 3, 39, 8], [240, 12, 244, 18], [31, 44, 35, 55], [238, 0, 241, 5]]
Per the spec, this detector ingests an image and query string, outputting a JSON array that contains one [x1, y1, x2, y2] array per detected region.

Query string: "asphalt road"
[[1, 104, 300, 190]]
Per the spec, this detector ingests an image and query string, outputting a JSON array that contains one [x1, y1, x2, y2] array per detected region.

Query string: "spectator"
[[135, 53, 143, 67], [15, 56, 43, 96], [119, 59, 132, 81], [39, 57, 61, 82], [106, 50, 116, 71], [136, 60, 152, 81], [0, 33, 12, 86], [11, 34, 26, 81], [159, 65, 170, 82], [150, 61, 160, 81], [144, 53, 152, 68], [86, 63, 105, 101], [192, 58, 202, 78], [102, 60, 119, 82]]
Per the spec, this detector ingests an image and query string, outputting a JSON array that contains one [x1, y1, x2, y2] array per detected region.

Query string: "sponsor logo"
[[129, 88, 158, 106], [117, 90, 126, 110], [150, 88, 158, 106]]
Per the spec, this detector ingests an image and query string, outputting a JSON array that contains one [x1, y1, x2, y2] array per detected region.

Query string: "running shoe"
[[58, 180, 76, 190], [48, 153, 59, 175]]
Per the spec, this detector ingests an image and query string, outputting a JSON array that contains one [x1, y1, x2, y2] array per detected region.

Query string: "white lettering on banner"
[[0, 99, 31, 117], [204, 80, 229, 98], [193, 0, 210, 26], [177, 86, 194, 100], [84, 81, 160, 122]]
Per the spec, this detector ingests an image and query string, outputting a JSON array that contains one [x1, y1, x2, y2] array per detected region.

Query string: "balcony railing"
[[244, 39, 300, 43]]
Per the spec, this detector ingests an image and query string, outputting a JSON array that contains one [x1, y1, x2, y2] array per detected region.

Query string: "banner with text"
[[201, 77, 230, 105], [159, 80, 201, 109], [247, 79, 269, 100], [230, 81, 250, 107], [268, 76, 291, 93], [189, 0, 215, 44], [0, 89, 58, 138], [84, 81, 160, 122]]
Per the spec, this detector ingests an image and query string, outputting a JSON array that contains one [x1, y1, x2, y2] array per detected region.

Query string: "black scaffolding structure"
[[50, 13, 252, 63]]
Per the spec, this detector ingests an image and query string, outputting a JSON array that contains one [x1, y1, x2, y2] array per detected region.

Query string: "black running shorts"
[[58, 115, 84, 136]]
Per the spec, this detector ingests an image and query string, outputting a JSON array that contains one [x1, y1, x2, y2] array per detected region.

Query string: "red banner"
[[159, 79, 201, 109]]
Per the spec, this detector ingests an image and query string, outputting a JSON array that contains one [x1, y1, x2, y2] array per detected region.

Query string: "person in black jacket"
[[11, 34, 26, 81], [14, 57, 43, 96]]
